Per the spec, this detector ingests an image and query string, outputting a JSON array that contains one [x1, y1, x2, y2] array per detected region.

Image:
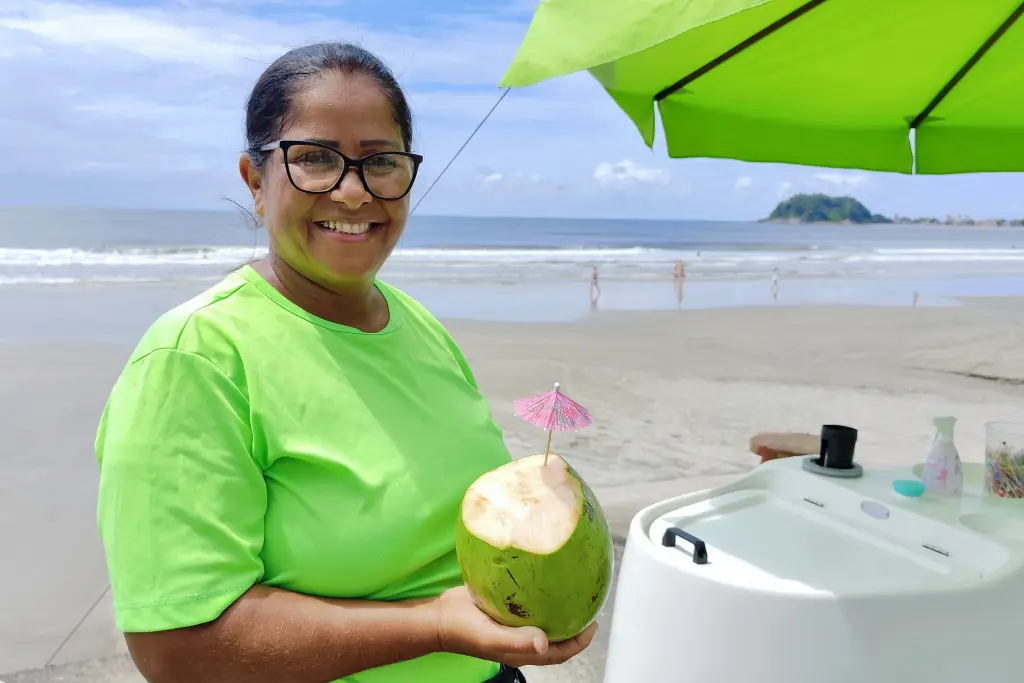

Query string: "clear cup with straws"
[[985, 421, 1024, 499]]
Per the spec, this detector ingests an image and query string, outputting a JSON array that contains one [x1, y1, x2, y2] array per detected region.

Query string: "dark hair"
[[244, 42, 414, 170]]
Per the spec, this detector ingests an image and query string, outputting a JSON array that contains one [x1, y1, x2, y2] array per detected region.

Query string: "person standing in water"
[[589, 265, 601, 310], [673, 260, 686, 307], [771, 268, 779, 304]]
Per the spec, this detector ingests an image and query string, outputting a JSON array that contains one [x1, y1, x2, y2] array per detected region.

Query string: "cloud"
[[777, 181, 794, 198], [593, 159, 670, 186], [467, 166, 567, 205], [476, 169, 545, 187], [0, 0, 533, 87], [0, 2, 277, 70], [193, 0, 362, 7], [735, 175, 753, 191], [813, 172, 869, 188]]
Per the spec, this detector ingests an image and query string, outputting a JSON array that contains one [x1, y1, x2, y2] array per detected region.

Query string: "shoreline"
[[762, 219, 1024, 227], [5, 274, 1024, 345]]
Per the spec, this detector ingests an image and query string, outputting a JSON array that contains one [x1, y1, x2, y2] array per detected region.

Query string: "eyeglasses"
[[257, 140, 423, 201]]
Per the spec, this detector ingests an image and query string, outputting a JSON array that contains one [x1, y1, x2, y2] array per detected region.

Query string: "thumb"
[[494, 624, 550, 655]]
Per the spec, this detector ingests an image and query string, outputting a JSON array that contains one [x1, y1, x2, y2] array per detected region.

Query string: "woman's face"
[[241, 71, 409, 290]]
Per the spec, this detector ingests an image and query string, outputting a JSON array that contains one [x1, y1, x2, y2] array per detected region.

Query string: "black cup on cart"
[[818, 424, 858, 470]]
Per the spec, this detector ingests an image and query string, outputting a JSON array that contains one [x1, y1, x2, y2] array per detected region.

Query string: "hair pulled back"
[[244, 42, 414, 169]]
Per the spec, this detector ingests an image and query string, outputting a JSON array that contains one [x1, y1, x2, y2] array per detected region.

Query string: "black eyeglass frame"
[[257, 140, 424, 201]]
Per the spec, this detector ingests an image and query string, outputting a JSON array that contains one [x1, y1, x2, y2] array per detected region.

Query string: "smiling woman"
[[92, 42, 595, 683]]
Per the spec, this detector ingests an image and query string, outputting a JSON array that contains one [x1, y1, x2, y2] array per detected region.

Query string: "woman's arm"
[[125, 584, 439, 683], [100, 350, 595, 683], [125, 584, 596, 683], [97, 349, 445, 683]]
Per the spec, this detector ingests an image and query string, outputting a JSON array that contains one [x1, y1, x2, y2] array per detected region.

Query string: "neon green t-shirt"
[[95, 265, 512, 683]]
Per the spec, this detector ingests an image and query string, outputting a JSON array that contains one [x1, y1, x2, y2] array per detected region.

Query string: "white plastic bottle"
[[920, 416, 963, 496]]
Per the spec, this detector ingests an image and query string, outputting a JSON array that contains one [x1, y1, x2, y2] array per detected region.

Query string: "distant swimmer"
[[673, 260, 686, 307], [590, 265, 601, 310]]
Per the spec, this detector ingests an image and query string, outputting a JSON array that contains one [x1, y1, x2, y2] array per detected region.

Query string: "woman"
[[94, 42, 596, 683]]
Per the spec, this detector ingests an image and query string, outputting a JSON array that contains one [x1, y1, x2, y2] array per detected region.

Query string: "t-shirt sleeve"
[[95, 347, 266, 633], [440, 330, 481, 390]]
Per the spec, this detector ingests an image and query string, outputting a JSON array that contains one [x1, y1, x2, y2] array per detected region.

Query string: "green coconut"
[[455, 452, 614, 641]]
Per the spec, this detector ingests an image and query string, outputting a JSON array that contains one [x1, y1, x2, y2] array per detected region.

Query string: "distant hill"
[[765, 194, 893, 224]]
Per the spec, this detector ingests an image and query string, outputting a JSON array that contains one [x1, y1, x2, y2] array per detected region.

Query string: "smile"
[[314, 220, 381, 235]]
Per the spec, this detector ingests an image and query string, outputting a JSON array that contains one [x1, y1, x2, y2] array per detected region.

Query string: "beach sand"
[[4, 298, 1024, 682]]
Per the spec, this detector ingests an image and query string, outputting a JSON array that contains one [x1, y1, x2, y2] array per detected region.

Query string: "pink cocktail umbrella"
[[514, 382, 593, 465]]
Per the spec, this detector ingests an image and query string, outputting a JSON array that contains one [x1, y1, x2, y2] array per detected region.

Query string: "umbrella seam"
[[654, 0, 830, 101], [908, 0, 1024, 131]]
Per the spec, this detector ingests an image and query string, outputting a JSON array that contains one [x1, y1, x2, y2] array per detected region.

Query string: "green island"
[[764, 193, 1024, 226]]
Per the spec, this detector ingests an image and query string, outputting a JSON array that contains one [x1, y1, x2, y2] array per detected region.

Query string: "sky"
[[1, 0, 1022, 221]]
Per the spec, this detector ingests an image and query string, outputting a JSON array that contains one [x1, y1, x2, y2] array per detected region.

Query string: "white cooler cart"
[[602, 456, 1024, 683]]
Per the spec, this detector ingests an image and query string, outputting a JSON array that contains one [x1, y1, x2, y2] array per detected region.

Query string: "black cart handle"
[[661, 527, 709, 564]]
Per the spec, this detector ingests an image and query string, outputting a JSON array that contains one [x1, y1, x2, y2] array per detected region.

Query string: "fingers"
[[548, 621, 598, 659], [483, 624, 549, 657], [502, 622, 598, 668]]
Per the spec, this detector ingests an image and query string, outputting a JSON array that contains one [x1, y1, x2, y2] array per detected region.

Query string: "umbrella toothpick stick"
[[514, 381, 593, 468]]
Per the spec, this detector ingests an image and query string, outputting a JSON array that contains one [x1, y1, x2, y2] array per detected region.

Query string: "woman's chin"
[[311, 257, 387, 287]]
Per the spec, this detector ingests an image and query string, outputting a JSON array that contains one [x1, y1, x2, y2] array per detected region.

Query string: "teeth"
[[320, 221, 371, 234]]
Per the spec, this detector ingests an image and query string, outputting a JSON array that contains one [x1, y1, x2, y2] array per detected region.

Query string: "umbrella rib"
[[909, 1, 1024, 130], [654, 0, 830, 102]]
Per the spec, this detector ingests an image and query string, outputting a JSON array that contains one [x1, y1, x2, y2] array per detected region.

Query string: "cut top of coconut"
[[461, 453, 583, 555]]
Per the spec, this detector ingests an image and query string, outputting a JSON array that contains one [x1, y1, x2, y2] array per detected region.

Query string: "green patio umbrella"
[[500, 0, 1024, 174]]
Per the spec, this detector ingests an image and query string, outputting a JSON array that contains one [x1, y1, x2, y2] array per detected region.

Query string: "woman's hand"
[[430, 585, 598, 668]]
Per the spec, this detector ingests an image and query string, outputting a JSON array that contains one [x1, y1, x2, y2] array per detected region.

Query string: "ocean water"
[[4, 206, 1024, 287], [2, 206, 1024, 339]]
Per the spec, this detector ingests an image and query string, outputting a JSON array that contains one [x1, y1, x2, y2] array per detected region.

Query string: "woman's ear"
[[239, 153, 264, 218]]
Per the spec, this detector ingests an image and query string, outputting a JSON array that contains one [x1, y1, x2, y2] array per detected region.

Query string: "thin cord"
[[46, 584, 111, 667], [410, 87, 511, 215]]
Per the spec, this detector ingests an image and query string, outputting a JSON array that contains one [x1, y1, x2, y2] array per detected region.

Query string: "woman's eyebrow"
[[294, 137, 398, 149], [359, 138, 398, 148]]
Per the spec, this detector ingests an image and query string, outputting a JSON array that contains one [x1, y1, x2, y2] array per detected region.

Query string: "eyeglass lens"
[[283, 144, 414, 198]]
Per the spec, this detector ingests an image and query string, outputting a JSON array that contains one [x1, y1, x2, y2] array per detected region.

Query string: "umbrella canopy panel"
[[502, 0, 1024, 174]]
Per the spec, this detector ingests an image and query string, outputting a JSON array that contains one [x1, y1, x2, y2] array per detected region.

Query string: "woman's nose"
[[330, 168, 371, 208]]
